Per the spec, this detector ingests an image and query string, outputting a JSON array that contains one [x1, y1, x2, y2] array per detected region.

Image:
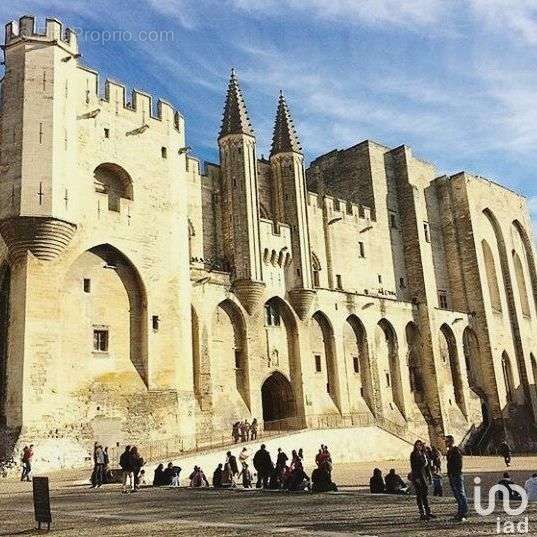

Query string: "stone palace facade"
[[1, 16, 537, 467]]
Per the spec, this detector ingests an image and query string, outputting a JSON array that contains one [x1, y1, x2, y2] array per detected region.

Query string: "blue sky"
[[2, 1, 537, 232]]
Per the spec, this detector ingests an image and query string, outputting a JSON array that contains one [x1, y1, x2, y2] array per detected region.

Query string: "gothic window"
[[438, 290, 448, 309], [482, 239, 502, 312], [513, 250, 531, 316]]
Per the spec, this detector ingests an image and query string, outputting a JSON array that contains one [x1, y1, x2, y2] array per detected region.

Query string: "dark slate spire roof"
[[270, 91, 302, 157], [218, 68, 254, 139]]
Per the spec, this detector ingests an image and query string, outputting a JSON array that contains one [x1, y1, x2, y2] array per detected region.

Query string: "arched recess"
[[482, 239, 502, 312], [261, 371, 295, 423], [62, 244, 148, 385], [439, 323, 466, 414], [344, 315, 374, 414], [311, 252, 321, 288], [375, 319, 404, 415], [310, 311, 340, 412], [512, 250, 531, 316], [191, 305, 210, 409], [0, 264, 10, 426], [263, 296, 302, 423], [406, 322, 424, 401], [462, 326, 480, 389], [513, 220, 537, 315], [484, 208, 529, 404], [212, 299, 249, 410], [501, 351, 515, 404], [94, 163, 133, 212]]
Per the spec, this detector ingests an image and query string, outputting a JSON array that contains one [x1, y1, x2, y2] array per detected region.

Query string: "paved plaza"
[[1, 456, 537, 536]]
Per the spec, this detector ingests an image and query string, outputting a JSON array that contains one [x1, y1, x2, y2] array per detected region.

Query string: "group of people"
[[213, 444, 314, 491], [90, 443, 112, 487], [369, 436, 466, 521], [133, 443, 337, 494], [118, 445, 146, 493], [231, 419, 258, 443]]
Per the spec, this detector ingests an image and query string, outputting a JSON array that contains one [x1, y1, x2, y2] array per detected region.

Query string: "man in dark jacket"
[[410, 440, 434, 520], [119, 445, 132, 493], [226, 451, 239, 477], [498, 441, 512, 467], [253, 444, 273, 488], [446, 435, 468, 521]]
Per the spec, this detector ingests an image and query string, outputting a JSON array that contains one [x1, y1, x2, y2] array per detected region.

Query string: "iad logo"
[[473, 477, 529, 534]]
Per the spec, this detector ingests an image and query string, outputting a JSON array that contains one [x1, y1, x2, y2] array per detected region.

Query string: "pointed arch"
[[310, 310, 340, 412], [345, 314, 374, 414], [263, 296, 302, 424], [62, 243, 148, 385], [512, 220, 537, 315], [440, 323, 466, 414], [210, 298, 251, 429], [482, 239, 502, 312], [501, 351, 515, 404], [462, 326, 480, 389], [512, 249, 531, 316], [261, 371, 295, 424], [376, 318, 404, 414], [406, 322, 423, 398]]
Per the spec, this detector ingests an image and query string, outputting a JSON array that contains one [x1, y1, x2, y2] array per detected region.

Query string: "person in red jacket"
[[20, 444, 33, 482]]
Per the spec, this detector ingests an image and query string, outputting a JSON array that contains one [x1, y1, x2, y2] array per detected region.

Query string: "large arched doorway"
[[344, 315, 374, 414], [62, 244, 148, 385], [439, 323, 466, 414], [375, 319, 404, 415], [261, 372, 295, 425]]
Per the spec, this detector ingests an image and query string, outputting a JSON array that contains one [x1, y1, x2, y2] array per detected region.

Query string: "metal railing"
[[99, 413, 419, 468]]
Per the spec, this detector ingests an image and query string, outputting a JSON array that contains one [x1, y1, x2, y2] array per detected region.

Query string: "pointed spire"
[[270, 91, 302, 157], [218, 68, 254, 140]]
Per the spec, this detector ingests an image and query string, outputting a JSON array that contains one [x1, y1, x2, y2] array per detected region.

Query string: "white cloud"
[[231, 0, 449, 28], [470, 0, 537, 44]]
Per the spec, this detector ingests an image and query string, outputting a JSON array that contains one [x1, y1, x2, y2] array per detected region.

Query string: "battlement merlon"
[[78, 71, 183, 132], [4, 16, 79, 56]]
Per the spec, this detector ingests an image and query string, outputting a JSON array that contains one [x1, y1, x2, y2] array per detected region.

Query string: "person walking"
[[91, 444, 106, 488], [129, 446, 144, 491], [232, 422, 240, 443], [250, 418, 258, 440], [498, 441, 512, 467], [119, 445, 133, 493], [244, 420, 251, 441], [253, 444, 273, 488], [445, 434, 468, 522], [239, 447, 250, 469], [226, 450, 239, 477], [20, 445, 33, 482], [410, 440, 435, 520]]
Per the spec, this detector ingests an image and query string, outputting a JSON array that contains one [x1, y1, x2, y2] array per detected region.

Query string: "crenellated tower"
[[218, 69, 265, 313], [0, 16, 79, 263], [270, 92, 315, 319]]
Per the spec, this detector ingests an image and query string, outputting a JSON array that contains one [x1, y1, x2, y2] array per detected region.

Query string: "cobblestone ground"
[[1, 456, 537, 536]]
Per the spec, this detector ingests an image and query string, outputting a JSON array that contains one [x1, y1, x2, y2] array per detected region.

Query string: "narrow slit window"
[[353, 356, 360, 373], [104, 128, 110, 138], [161, 147, 167, 158], [358, 242, 365, 258], [83, 278, 91, 293], [314, 354, 322, 372]]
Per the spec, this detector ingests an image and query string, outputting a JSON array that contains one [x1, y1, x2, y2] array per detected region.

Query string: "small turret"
[[218, 68, 254, 140], [270, 91, 302, 157]]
